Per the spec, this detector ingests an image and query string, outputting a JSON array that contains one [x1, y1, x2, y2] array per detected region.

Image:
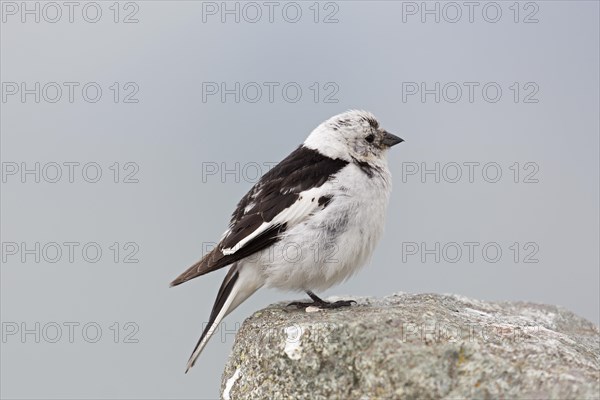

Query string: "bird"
[[170, 110, 403, 372]]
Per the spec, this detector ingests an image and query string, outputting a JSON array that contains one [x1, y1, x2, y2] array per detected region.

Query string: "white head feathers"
[[304, 110, 402, 163]]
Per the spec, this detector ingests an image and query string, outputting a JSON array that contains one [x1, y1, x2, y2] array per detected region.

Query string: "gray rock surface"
[[221, 293, 600, 400]]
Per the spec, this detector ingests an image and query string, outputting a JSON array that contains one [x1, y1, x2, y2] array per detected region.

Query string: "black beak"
[[382, 131, 404, 147]]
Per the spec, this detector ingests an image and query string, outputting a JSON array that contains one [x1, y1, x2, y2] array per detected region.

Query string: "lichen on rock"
[[221, 293, 600, 399]]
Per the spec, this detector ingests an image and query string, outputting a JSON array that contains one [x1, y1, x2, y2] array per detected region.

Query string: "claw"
[[286, 299, 356, 310]]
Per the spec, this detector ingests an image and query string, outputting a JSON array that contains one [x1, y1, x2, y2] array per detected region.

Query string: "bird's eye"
[[365, 134, 375, 143]]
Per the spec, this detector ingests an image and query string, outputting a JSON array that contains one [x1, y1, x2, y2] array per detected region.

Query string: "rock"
[[220, 293, 600, 400]]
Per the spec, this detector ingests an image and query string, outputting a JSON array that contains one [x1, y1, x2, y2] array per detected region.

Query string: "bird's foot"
[[287, 291, 356, 309], [287, 299, 356, 309]]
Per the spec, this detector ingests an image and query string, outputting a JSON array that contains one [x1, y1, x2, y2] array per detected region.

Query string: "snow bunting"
[[171, 110, 403, 372]]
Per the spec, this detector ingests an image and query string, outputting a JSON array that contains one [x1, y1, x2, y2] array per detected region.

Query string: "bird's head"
[[304, 110, 403, 163]]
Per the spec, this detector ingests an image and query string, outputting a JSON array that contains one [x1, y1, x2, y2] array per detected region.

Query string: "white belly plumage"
[[247, 164, 391, 292]]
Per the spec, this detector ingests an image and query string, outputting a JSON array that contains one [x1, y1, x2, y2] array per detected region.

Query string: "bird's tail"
[[185, 263, 260, 372]]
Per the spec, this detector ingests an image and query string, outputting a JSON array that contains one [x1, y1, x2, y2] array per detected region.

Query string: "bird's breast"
[[258, 163, 392, 291]]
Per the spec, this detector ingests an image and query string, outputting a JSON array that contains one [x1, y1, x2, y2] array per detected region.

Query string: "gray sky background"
[[1, 1, 599, 399]]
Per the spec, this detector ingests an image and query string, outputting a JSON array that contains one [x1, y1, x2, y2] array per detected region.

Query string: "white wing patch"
[[221, 187, 327, 256]]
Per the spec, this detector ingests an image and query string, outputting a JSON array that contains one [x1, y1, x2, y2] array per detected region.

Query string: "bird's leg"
[[288, 290, 356, 309]]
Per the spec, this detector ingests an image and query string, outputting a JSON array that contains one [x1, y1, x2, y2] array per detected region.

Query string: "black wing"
[[170, 145, 348, 287]]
